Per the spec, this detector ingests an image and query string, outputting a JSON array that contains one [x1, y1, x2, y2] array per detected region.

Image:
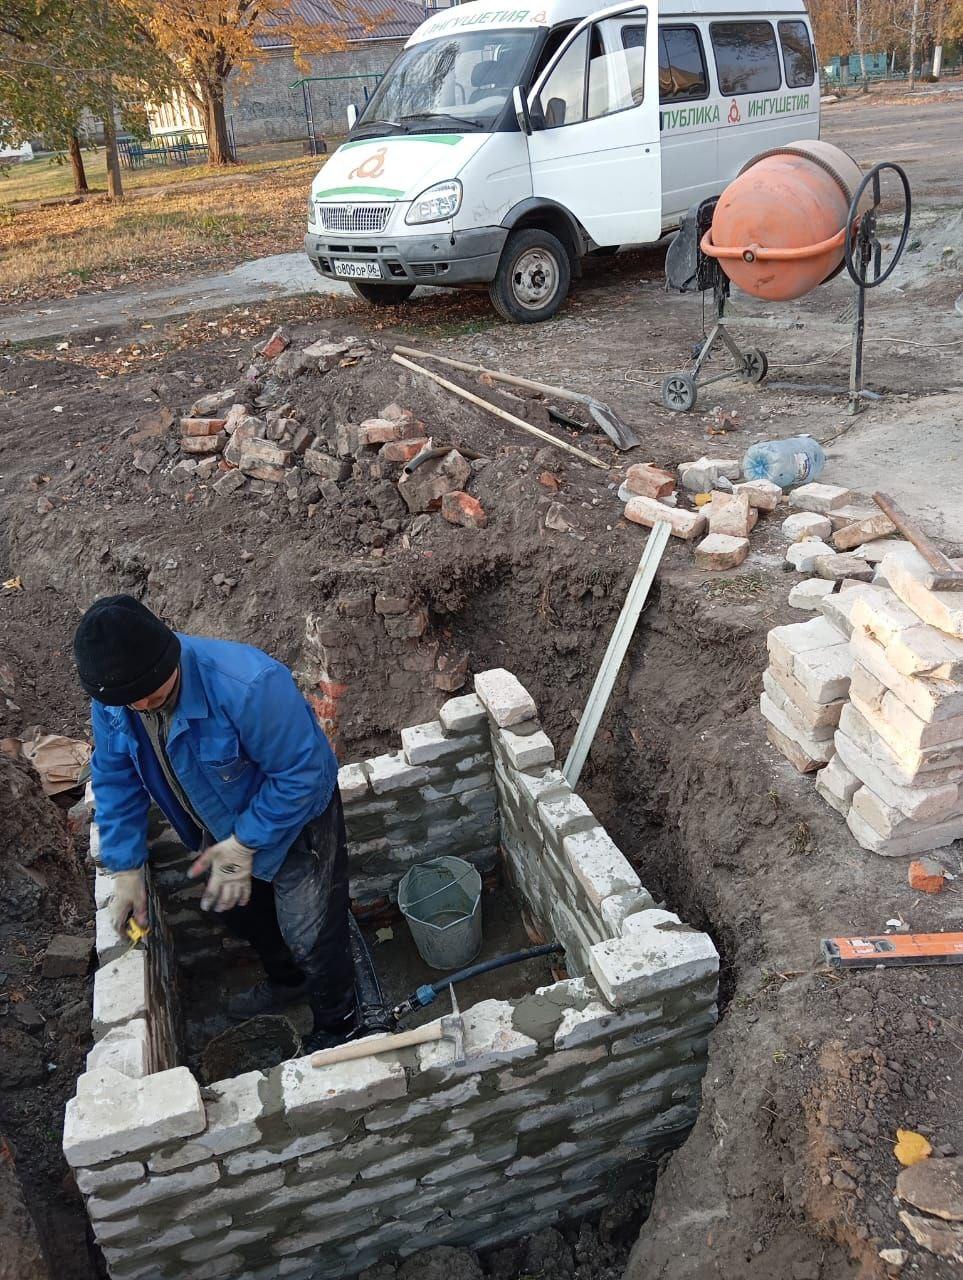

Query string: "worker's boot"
[[302, 1001, 358, 1055], [226, 977, 309, 1022]]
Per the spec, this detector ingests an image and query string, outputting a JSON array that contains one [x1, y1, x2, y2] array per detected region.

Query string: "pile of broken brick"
[[615, 454, 781, 570], [166, 328, 486, 527], [760, 481, 963, 858]]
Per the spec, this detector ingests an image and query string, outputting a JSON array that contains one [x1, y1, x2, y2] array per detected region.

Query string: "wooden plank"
[[390, 353, 610, 471], [563, 521, 671, 787]]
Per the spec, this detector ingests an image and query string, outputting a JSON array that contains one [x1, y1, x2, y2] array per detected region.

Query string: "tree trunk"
[[102, 96, 124, 199], [854, 0, 866, 86], [908, 0, 920, 88], [202, 86, 235, 166], [67, 131, 88, 194]]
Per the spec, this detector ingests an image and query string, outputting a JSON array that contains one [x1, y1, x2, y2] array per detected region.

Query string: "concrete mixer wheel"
[[743, 349, 769, 385], [662, 373, 697, 413]]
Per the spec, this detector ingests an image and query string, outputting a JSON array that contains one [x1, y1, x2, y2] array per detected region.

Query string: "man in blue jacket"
[[74, 594, 355, 1051]]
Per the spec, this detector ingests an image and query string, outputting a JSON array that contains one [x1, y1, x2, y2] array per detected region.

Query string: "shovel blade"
[[587, 401, 640, 451]]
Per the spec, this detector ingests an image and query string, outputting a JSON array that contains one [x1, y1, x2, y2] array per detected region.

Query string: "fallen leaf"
[[2, 575, 23, 591], [895, 1128, 933, 1167], [375, 926, 394, 944]]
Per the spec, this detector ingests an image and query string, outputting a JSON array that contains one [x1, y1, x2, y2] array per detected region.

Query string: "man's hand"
[[109, 867, 148, 932], [189, 835, 254, 912]]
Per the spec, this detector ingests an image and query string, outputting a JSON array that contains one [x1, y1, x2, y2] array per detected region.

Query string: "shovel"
[[392, 345, 640, 451]]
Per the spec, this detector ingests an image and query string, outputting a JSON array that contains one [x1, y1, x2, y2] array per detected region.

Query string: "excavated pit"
[[66, 666, 719, 1280]]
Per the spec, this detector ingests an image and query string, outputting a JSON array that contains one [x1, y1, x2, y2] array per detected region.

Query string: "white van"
[[305, 0, 819, 322]]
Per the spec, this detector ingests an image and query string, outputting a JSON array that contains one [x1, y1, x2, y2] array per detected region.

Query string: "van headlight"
[[405, 180, 462, 225], [307, 197, 317, 227]]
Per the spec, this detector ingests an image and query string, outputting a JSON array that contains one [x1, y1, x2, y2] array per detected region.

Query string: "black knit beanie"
[[73, 595, 181, 706]]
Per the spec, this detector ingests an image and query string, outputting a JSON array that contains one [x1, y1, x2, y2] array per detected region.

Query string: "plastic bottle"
[[741, 436, 826, 489]]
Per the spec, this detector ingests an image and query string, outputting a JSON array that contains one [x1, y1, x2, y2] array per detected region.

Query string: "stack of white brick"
[[474, 668, 655, 974], [816, 546, 963, 856], [761, 612, 854, 773], [67, 670, 719, 1280]]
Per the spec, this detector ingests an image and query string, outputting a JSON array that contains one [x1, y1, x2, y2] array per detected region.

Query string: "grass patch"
[[0, 150, 328, 302]]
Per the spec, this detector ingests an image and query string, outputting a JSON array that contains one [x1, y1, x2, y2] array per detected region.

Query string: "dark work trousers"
[[221, 787, 354, 1032]]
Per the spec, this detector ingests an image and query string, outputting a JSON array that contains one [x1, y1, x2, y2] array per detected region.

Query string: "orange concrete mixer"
[[660, 146, 911, 414], [700, 141, 867, 302]]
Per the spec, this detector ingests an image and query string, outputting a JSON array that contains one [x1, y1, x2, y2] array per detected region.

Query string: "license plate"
[[334, 260, 382, 280]]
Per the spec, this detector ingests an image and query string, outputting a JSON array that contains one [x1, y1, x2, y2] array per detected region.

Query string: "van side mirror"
[[512, 85, 532, 135], [346, 103, 359, 128]]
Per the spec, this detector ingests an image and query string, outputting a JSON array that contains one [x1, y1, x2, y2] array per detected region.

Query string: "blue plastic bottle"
[[741, 436, 826, 489]]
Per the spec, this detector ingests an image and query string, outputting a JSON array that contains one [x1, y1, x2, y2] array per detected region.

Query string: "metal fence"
[[292, 74, 387, 156], [117, 124, 237, 169]]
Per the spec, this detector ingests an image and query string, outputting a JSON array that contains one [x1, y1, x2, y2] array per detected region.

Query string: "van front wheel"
[[489, 228, 571, 323], [348, 281, 415, 306]]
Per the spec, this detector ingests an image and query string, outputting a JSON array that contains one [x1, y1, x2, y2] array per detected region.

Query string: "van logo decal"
[[728, 100, 741, 124], [349, 146, 388, 180]]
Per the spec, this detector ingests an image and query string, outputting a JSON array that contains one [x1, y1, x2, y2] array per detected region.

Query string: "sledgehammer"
[[310, 988, 465, 1069]]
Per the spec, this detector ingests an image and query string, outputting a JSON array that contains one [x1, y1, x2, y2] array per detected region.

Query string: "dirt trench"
[[1, 319, 960, 1280]]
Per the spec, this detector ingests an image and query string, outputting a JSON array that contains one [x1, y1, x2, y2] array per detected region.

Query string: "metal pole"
[[848, 228, 868, 416]]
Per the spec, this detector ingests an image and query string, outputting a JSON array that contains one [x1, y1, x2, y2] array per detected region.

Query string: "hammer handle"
[[873, 491, 957, 574], [310, 1021, 442, 1068]]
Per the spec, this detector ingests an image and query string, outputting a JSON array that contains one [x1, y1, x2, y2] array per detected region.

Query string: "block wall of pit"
[[67, 671, 720, 1280]]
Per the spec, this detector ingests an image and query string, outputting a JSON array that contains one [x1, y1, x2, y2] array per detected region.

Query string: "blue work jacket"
[[89, 634, 338, 880]]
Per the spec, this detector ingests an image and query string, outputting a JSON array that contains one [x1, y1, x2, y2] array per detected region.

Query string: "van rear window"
[[778, 20, 815, 87], [710, 21, 782, 96], [658, 26, 708, 101]]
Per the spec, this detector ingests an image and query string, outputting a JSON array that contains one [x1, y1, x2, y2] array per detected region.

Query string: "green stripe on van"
[[314, 185, 405, 199], [340, 133, 464, 150]]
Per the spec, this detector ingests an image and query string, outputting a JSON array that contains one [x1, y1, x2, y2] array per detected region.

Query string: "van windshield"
[[355, 29, 538, 135]]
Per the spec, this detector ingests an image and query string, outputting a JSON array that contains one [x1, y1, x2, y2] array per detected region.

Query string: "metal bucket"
[[398, 856, 482, 970]]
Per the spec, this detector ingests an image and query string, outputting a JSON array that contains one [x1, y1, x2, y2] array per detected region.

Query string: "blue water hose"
[[391, 941, 563, 1024]]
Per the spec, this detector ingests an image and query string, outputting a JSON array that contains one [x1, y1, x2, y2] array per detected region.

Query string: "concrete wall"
[[67, 670, 719, 1280], [226, 43, 405, 146]]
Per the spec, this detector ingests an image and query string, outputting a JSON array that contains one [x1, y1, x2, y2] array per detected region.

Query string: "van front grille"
[[318, 203, 392, 233]]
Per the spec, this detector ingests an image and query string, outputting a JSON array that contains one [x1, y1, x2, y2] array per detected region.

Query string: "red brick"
[[180, 417, 227, 437], [381, 438, 428, 464], [310, 693, 339, 721], [537, 471, 561, 492], [259, 328, 290, 360], [380, 402, 412, 423], [318, 678, 349, 699], [180, 433, 226, 455], [358, 418, 400, 446], [624, 463, 676, 500], [441, 491, 488, 529], [908, 857, 946, 894]]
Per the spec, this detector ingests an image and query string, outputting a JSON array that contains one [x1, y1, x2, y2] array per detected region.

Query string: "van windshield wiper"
[[352, 117, 410, 136], [400, 112, 484, 131]]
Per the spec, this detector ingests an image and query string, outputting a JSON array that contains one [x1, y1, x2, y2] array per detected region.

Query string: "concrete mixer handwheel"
[[662, 372, 698, 412], [844, 162, 912, 290]]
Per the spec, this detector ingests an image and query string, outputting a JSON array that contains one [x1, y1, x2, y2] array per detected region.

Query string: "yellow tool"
[[125, 919, 151, 949]]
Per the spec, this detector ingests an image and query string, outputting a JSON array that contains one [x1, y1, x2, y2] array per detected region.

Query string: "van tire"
[[489, 228, 571, 323], [348, 281, 415, 306]]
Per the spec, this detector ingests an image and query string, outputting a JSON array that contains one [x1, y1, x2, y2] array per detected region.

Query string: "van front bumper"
[[303, 226, 508, 287]]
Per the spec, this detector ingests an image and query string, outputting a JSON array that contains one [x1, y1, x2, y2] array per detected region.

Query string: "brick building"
[[150, 0, 438, 148]]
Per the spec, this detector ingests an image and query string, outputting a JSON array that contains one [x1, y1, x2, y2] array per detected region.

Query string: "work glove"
[[108, 867, 148, 932], [189, 835, 254, 912]]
